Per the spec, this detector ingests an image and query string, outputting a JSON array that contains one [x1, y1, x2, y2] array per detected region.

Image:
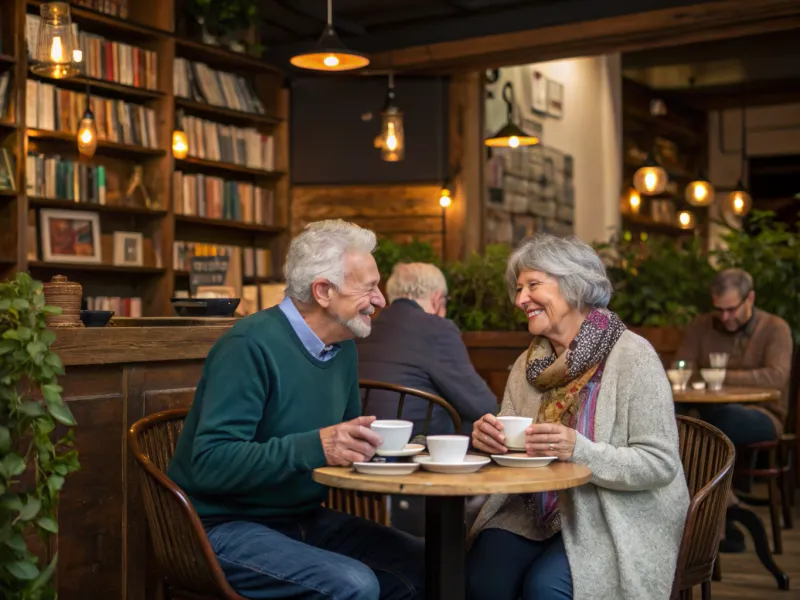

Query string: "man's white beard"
[[336, 308, 374, 338]]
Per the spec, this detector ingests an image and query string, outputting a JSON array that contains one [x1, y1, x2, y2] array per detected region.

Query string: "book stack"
[[181, 115, 274, 170], [174, 58, 265, 114], [26, 154, 107, 204], [173, 172, 274, 224]]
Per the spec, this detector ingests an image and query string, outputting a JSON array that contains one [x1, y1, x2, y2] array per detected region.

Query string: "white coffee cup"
[[370, 420, 413, 452], [497, 416, 533, 449], [426, 435, 469, 464]]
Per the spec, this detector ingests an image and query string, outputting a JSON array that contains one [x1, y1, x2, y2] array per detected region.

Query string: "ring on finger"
[[549, 443, 555, 451]]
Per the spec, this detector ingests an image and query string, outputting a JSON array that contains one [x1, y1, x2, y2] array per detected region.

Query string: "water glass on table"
[[667, 360, 693, 391]]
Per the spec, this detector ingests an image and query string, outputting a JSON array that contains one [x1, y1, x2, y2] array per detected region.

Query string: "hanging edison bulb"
[[623, 187, 641, 214], [439, 188, 451, 208], [76, 99, 97, 158], [30, 2, 80, 79], [379, 73, 404, 162], [725, 182, 753, 218], [633, 151, 668, 196], [685, 174, 714, 207], [677, 210, 696, 230]]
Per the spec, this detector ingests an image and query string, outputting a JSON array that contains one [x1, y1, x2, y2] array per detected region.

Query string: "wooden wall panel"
[[292, 184, 445, 255]]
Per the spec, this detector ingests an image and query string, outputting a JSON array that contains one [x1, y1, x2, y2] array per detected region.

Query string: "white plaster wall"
[[485, 54, 622, 244]]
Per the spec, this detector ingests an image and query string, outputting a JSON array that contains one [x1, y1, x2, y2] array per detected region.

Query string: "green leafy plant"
[[185, 0, 260, 48], [595, 235, 715, 327], [373, 238, 441, 282], [445, 244, 528, 332], [715, 210, 800, 344], [0, 273, 80, 599]]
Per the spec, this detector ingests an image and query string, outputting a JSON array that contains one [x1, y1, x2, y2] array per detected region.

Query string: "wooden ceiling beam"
[[366, 0, 800, 74]]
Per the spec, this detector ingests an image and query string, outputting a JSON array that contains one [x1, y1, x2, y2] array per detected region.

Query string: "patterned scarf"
[[523, 308, 626, 535]]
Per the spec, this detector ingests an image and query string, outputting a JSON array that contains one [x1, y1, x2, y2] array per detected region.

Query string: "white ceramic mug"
[[426, 435, 469, 464], [496, 416, 533, 449], [370, 420, 413, 452]]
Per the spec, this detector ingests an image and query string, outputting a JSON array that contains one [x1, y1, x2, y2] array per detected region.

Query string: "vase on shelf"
[[42, 275, 84, 328]]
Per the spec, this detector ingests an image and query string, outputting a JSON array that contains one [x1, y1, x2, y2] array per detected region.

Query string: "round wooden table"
[[673, 386, 780, 404], [314, 461, 592, 600]]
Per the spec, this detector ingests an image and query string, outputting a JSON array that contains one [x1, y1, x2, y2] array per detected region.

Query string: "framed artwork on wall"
[[547, 79, 564, 119], [39, 209, 102, 264], [531, 70, 548, 114]]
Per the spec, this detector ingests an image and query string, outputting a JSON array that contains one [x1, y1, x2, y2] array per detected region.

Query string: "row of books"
[[174, 58, 265, 115], [0, 73, 12, 122], [173, 171, 274, 225], [26, 154, 108, 204], [172, 242, 271, 279], [85, 295, 142, 317], [26, 80, 159, 149], [26, 15, 154, 89], [71, 0, 130, 18], [180, 115, 275, 171]]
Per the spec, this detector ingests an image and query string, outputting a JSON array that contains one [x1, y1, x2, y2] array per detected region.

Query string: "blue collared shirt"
[[278, 296, 340, 361]]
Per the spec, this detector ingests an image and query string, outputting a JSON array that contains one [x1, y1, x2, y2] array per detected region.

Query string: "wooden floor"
[[697, 498, 800, 599]]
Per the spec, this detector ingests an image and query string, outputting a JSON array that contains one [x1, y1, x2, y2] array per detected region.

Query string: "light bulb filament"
[[50, 36, 64, 62], [323, 54, 339, 67]]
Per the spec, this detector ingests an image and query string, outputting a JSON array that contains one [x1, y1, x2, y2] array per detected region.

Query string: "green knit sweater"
[[167, 307, 361, 519]]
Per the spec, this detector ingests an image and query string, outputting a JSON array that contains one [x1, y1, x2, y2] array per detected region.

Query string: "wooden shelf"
[[27, 129, 166, 158], [28, 197, 168, 217], [28, 72, 165, 101], [174, 36, 279, 73], [27, 0, 171, 40], [28, 261, 165, 275], [175, 214, 284, 234], [0, 189, 18, 199], [0, 54, 16, 66], [0, 120, 19, 130], [175, 156, 284, 179], [175, 97, 281, 126]]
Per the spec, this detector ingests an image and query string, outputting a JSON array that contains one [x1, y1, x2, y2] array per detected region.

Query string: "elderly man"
[[676, 268, 793, 445], [357, 262, 498, 436], [167, 220, 425, 600]]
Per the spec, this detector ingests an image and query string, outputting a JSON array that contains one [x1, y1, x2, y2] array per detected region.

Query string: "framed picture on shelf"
[[113, 231, 144, 266], [39, 209, 101, 264]]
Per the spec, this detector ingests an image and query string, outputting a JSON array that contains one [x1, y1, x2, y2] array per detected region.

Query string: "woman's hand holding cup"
[[471, 414, 507, 454]]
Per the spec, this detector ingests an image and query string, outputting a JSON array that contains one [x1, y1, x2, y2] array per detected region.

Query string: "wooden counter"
[[51, 321, 235, 600]]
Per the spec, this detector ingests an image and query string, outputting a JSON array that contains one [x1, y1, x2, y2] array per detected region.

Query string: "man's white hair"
[[284, 219, 377, 303], [386, 262, 447, 304]]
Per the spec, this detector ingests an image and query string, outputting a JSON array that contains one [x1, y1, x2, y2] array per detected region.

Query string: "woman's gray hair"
[[284, 219, 377, 303], [506, 234, 613, 309], [386, 262, 447, 303]]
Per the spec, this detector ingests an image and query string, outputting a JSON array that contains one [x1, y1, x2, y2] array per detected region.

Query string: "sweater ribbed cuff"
[[293, 429, 328, 471]]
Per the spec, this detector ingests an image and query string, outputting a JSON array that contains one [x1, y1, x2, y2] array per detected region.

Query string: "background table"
[[673, 386, 780, 404], [314, 461, 591, 600]]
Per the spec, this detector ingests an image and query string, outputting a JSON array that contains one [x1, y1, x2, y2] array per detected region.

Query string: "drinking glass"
[[668, 360, 693, 392], [709, 352, 729, 368]]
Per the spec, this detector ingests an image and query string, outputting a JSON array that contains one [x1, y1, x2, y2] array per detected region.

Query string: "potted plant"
[[0, 273, 80, 599], [182, 0, 263, 56]]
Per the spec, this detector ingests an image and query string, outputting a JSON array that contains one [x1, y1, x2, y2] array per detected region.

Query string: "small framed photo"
[[531, 70, 548, 114], [40, 209, 101, 264], [547, 79, 564, 119], [113, 231, 144, 267]]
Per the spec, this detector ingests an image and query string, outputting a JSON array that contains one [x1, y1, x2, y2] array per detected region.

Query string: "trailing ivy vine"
[[0, 273, 80, 599]]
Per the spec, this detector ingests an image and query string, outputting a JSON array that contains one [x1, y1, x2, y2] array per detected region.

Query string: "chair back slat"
[[671, 416, 735, 598], [396, 392, 407, 420], [128, 409, 246, 600]]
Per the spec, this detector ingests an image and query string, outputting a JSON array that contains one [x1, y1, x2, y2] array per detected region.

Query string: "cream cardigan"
[[469, 330, 689, 600]]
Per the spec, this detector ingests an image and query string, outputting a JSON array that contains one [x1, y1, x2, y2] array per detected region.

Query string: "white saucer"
[[412, 454, 491, 474], [375, 443, 426, 458], [353, 462, 420, 476], [491, 453, 557, 468]]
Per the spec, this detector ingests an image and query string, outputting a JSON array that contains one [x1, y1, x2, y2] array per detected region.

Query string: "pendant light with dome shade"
[[684, 171, 714, 207], [485, 82, 539, 148], [633, 148, 668, 196], [30, 2, 82, 79], [289, 0, 369, 72]]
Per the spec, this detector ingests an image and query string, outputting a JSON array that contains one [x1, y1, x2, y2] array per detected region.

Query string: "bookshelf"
[[0, 0, 291, 316]]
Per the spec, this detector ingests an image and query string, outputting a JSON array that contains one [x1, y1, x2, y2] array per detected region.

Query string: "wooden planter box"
[[462, 326, 685, 402]]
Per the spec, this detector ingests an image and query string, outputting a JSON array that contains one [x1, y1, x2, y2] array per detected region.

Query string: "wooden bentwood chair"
[[128, 408, 247, 600], [671, 416, 736, 600], [326, 380, 463, 525]]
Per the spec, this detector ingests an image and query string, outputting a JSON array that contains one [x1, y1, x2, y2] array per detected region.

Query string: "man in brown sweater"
[[676, 268, 793, 443]]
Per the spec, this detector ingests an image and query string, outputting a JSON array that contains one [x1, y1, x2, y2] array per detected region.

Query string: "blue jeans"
[[466, 529, 572, 600], [694, 403, 776, 446], [204, 508, 425, 599]]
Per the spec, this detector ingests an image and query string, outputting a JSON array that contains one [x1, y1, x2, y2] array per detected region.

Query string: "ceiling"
[[622, 29, 800, 109]]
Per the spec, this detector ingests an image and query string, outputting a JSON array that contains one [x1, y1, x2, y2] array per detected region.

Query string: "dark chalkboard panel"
[[290, 76, 449, 185]]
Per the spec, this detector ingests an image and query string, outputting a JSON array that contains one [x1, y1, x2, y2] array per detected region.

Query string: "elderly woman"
[[467, 234, 689, 600]]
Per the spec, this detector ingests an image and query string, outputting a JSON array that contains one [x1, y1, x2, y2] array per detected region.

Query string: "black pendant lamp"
[[289, 0, 369, 72], [485, 82, 539, 148]]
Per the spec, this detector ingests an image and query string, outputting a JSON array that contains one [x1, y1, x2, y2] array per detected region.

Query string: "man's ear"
[[311, 279, 333, 308], [748, 290, 756, 306]]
